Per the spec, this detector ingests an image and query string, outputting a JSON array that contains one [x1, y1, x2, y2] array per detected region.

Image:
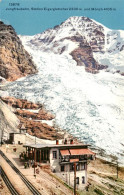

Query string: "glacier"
[[5, 47, 124, 165]]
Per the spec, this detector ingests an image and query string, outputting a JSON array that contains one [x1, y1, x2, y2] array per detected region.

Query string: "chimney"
[[70, 139, 74, 144], [64, 139, 67, 144], [56, 139, 59, 145]]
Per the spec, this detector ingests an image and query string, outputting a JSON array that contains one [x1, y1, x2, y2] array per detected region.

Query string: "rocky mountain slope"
[[1, 97, 63, 140], [0, 21, 37, 82], [0, 99, 19, 141], [22, 16, 124, 74]]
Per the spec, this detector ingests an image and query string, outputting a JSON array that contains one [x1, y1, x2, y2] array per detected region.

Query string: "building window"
[[76, 177, 79, 184], [82, 176, 85, 184], [61, 165, 64, 172], [53, 151, 57, 159], [76, 164, 80, 171], [81, 163, 85, 170], [70, 164, 74, 171]]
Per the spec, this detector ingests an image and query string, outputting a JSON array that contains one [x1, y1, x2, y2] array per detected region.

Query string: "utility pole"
[[74, 162, 76, 195], [34, 148, 36, 178], [69, 172, 70, 185], [111, 158, 119, 180], [117, 161, 118, 179], [1, 129, 4, 146]]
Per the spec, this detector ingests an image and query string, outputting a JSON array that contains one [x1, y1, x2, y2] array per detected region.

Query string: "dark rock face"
[[1, 97, 42, 109], [71, 46, 99, 73], [66, 35, 99, 72], [14, 109, 54, 120], [0, 22, 37, 81], [1, 97, 63, 140]]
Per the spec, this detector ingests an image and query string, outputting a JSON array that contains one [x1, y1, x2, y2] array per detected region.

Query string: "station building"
[[24, 139, 95, 190]]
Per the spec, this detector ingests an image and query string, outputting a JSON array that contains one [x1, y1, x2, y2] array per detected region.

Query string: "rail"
[[0, 150, 41, 195], [0, 166, 19, 195]]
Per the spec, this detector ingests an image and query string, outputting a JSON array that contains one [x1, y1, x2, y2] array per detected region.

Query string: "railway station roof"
[[23, 143, 90, 149]]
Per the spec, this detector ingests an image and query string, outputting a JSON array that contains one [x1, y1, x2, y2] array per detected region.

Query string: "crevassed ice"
[[5, 45, 124, 165]]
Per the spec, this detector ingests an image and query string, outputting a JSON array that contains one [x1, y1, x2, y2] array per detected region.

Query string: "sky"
[[0, 0, 124, 35]]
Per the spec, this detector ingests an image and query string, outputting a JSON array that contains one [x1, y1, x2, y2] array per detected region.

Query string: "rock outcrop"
[[1, 97, 41, 109], [68, 35, 99, 73], [17, 116, 59, 140], [0, 21, 37, 81], [1, 97, 63, 140], [71, 45, 99, 73], [15, 109, 54, 120]]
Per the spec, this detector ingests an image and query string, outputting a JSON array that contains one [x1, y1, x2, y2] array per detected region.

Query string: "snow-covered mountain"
[[4, 16, 124, 164], [21, 16, 124, 74]]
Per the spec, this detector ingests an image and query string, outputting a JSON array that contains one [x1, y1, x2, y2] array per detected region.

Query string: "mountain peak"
[[21, 16, 124, 74], [66, 16, 92, 22], [62, 16, 101, 29]]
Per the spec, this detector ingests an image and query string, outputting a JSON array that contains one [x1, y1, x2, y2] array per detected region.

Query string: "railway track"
[[0, 150, 41, 195], [0, 166, 19, 195]]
